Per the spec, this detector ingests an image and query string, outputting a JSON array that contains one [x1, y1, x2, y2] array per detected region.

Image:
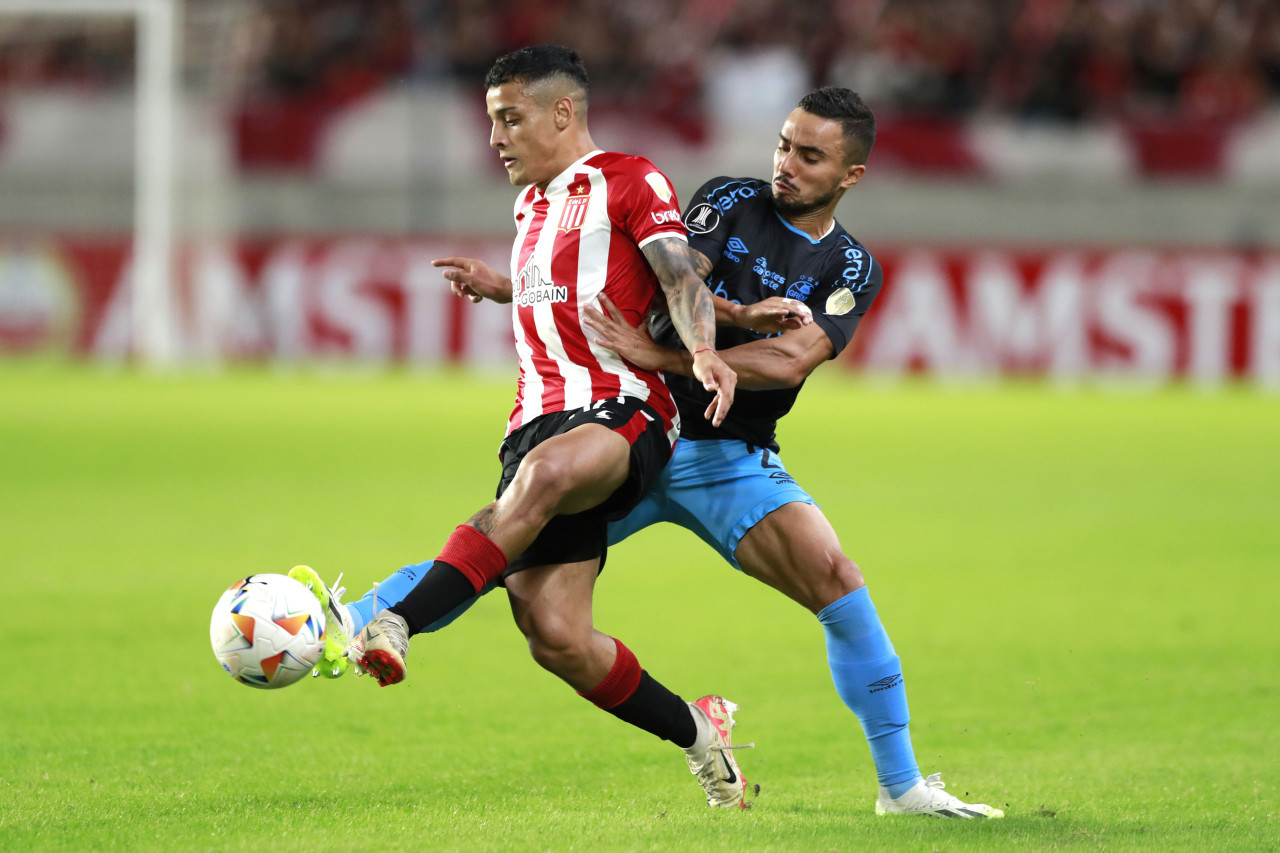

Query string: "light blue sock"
[[817, 586, 923, 799], [346, 560, 489, 634]]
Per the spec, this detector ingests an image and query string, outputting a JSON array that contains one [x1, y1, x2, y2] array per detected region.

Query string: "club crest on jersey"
[[825, 287, 856, 315], [557, 181, 591, 233], [785, 274, 819, 301]]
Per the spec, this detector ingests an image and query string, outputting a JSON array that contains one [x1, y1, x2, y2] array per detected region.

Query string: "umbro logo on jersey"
[[868, 674, 903, 693], [684, 203, 721, 234]]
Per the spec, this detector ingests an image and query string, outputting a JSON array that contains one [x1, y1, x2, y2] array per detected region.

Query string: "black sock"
[[604, 672, 697, 747], [386, 561, 477, 635]]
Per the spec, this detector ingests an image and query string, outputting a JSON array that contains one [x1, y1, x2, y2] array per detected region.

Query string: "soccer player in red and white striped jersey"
[[341, 45, 752, 807], [503, 148, 686, 439]]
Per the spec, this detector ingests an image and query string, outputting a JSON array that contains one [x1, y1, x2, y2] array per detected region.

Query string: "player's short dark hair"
[[798, 87, 875, 165], [484, 44, 590, 104]]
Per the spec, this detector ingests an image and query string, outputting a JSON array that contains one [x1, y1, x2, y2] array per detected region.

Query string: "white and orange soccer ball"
[[209, 574, 326, 689]]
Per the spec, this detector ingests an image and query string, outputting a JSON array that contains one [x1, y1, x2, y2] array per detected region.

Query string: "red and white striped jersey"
[[505, 149, 686, 443]]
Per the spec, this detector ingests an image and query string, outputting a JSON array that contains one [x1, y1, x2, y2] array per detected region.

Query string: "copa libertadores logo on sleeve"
[[684, 203, 721, 234]]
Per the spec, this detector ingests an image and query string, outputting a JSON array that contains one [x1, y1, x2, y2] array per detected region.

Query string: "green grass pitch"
[[1, 365, 1276, 851]]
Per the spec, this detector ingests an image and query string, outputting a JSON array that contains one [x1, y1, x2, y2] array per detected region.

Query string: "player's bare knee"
[[526, 629, 590, 677], [817, 554, 865, 604], [510, 455, 573, 518], [836, 555, 865, 590]]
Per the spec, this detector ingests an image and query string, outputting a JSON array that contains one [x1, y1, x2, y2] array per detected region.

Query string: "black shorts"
[[496, 397, 674, 578]]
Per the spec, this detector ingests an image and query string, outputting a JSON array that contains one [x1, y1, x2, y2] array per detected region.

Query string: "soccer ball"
[[210, 574, 326, 689]]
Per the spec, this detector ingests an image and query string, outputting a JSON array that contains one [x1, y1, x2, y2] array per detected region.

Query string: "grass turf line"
[[1, 366, 1276, 851]]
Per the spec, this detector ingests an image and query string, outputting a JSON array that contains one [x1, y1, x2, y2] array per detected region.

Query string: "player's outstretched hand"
[[432, 256, 513, 304], [739, 296, 813, 334], [584, 295, 666, 370], [694, 350, 736, 427]]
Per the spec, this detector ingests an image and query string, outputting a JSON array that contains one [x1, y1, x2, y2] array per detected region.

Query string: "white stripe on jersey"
[[556, 167, 608, 411], [509, 186, 545, 420]]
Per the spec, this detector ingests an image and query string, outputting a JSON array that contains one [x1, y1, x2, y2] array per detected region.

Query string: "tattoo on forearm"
[[643, 238, 717, 352], [691, 250, 713, 281]]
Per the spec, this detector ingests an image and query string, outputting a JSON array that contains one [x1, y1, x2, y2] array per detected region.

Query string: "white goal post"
[[0, 0, 177, 364]]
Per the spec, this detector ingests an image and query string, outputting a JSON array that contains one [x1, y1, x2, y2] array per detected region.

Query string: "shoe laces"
[[378, 609, 410, 657], [918, 772, 966, 808], [327, 572, 348, 604], [345, 584, 409, 657], [692, 742, 754, 781]]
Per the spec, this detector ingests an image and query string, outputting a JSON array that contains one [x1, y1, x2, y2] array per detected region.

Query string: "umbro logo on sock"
[[867, 674, 903, 693]]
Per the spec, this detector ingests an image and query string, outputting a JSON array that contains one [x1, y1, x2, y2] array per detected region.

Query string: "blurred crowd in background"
[[0, 1, 1278, 364], [2, 0, 1278, 122]]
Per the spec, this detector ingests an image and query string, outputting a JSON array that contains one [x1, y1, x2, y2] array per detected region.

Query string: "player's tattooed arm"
[[677, 247, 805, 330], [684, 247, 772, 327], [642, 237, 717, 351], [689, 246, 714, 282], [641, 236, 736, 425]]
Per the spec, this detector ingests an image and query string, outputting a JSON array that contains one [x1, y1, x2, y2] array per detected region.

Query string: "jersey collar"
[[774, 211, 836, 245], [542, 149, 605, 197]]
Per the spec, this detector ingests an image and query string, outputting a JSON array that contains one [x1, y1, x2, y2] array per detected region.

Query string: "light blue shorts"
[[606, 438, 815, 570]]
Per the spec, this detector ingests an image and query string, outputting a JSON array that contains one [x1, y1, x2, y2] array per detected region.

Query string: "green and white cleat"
[[288, 565, 355, 679], [875, 772, 1005, 819]]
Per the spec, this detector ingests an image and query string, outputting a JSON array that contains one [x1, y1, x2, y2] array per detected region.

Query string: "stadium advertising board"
[[1, 236, 1277, 385]]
